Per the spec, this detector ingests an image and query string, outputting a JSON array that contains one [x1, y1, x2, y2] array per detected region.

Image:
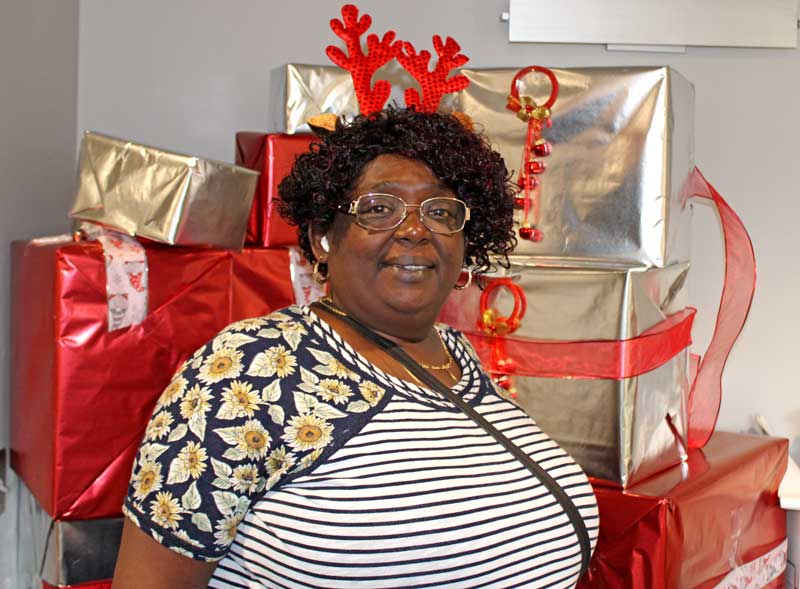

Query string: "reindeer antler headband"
[[309, 4, 471, 132]]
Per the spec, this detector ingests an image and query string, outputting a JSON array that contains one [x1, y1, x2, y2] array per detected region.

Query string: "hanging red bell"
[[495, 355, 515, 372], [513, 194, 527, 209], [495, 374, 513, 390], [527, 160, 547, 175], [519, 225, 534, 240], [531, 227, 544, 242], [532, 140, 552, 157], [518, 175, 539, 191]]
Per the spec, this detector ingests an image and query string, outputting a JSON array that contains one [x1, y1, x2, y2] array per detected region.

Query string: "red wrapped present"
[[235, 132, 314, 246], [579, 431, 788, 588], [10, 237, 294, 520]]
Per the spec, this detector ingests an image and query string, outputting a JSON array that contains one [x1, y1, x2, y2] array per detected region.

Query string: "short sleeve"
[[123, 309, 349, 561]]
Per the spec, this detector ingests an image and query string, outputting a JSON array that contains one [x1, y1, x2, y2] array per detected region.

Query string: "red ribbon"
[[465, 308, 696, 380], [683, 168, 756, 448]]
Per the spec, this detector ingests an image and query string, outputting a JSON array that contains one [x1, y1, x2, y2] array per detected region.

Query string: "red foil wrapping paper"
[[579, 432, 787, 589], [235, 132, 314, 247], [10, 238, 294, 520]]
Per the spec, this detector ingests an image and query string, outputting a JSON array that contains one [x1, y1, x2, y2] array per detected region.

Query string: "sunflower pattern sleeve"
[[122, 308, 388, 561]]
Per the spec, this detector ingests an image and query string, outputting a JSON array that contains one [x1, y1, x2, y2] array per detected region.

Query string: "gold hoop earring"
[[453, 270, 472, 291], [313, 260, 329, 284]]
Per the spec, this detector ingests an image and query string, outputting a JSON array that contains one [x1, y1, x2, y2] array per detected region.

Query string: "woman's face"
[[315, 154, 466, 336]]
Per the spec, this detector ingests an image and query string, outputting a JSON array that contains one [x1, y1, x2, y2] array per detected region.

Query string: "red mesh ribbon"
[[684, 167, 756, 448], [465, 308, 696, 379]]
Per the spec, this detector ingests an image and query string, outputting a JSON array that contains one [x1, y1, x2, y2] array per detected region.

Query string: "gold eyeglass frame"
[[340, 193, 471, 234]]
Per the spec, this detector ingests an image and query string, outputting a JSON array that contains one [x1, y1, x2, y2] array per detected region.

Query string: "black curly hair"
[[278, 106, 517, 277]]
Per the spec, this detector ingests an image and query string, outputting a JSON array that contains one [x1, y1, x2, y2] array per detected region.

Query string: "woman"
[[113, 107, 598, 588]]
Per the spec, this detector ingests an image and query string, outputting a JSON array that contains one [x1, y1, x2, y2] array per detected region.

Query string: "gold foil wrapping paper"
[[70, 132, 260, 250], [284, 64, 694, 267], [441, 261, 691, 487]]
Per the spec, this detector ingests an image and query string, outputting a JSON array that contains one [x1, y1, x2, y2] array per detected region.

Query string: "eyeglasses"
[[340, 193, 471, 234]]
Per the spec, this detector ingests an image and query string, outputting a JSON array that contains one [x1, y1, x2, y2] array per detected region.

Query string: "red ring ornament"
[[507, 65, 559, 116], [477, 278, 527, 337]]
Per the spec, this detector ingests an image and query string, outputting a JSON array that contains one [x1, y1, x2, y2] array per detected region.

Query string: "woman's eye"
[[362, 204, 393, 216], [428, 207, 455, 219]]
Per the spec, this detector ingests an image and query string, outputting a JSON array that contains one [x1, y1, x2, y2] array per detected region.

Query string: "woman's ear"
[[309, 225, 330, 261]]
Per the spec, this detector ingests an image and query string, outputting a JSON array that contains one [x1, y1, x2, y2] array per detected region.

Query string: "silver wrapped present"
[[284, 64, 694, 267], [70, 132, 259, 250], [440, 261, 692, 487], [15, 478, 121, 587]]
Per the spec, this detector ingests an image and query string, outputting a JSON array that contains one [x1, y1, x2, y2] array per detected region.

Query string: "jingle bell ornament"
[[518, 225, 543, 242], [506, 65, 559, 243], [532, 140, 552, 158], [527, 160, 547, 175], [519, 174, 539, 191], [478, 278, 527, 400]]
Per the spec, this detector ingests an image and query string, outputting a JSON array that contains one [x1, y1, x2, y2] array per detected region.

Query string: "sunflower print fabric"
[[123, 307, 390, 561]]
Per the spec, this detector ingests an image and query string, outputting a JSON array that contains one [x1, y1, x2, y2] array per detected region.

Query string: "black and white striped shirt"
[[209, 310, 599, 588], [125, 306, 598, 588]]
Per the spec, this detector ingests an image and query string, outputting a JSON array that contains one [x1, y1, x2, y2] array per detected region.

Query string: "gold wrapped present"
[[70, 132, 259, 250]]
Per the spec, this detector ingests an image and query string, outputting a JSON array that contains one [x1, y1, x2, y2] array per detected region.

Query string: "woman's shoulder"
[[124, 303, 391, 561], [184, 305, 314, 370], [217, 305, 311, 342]]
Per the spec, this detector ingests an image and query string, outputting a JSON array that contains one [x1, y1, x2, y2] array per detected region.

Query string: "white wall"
[[75, 0, 800, 458], [1, 1, 79, 585]]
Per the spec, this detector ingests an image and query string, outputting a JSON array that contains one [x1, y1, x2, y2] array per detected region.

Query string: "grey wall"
[[1, 1, 79, 585], [75, 0, 800, 454]]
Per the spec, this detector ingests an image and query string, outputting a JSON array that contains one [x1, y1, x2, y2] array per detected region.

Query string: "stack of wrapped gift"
[[285, 63, 787, 587], [10, 132, 308, 587]]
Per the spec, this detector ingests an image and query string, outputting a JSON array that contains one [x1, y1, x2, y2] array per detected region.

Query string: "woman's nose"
[[394, 205, 430, 238]]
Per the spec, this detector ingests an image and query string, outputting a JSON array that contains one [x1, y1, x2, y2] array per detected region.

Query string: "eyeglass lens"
[[355, 194, 467, 233]]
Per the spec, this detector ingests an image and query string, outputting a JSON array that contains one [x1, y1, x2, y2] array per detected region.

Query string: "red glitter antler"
[[326, 4, 401, 115], [397, 35, 469, 113]]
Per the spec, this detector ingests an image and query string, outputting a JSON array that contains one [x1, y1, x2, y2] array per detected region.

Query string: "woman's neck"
[[318, 295, 437, 346], [325, 294, 439, 345]]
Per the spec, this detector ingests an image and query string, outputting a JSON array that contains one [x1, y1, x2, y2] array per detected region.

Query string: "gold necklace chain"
[[317, 296, 347, 316], [417, 330, 458, 382], [316, 296, 458, 382]]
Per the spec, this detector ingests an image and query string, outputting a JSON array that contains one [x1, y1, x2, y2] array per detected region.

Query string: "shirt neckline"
[[298, 304, 485, 409]]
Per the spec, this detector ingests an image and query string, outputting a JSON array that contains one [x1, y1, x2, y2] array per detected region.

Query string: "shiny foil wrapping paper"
[[284, 64, 693, 267], [235, 132, 314, 247], [10, 237, 295, 520], [441, 261, 691, 487], [17, 479, 119, 587], [70, 132, 259, 250], [578, 432, 787, 589]]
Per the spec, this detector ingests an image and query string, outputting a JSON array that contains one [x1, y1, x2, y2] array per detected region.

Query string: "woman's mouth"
[[382, 257, 436, 279], [382, 257, 435, 272]]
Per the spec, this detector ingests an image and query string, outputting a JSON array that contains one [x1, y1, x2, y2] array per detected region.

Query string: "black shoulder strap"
[[311, 303, 591, 577]]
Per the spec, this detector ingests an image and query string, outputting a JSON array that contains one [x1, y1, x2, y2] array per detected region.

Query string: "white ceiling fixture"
[[506, 0, 799, 49]]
